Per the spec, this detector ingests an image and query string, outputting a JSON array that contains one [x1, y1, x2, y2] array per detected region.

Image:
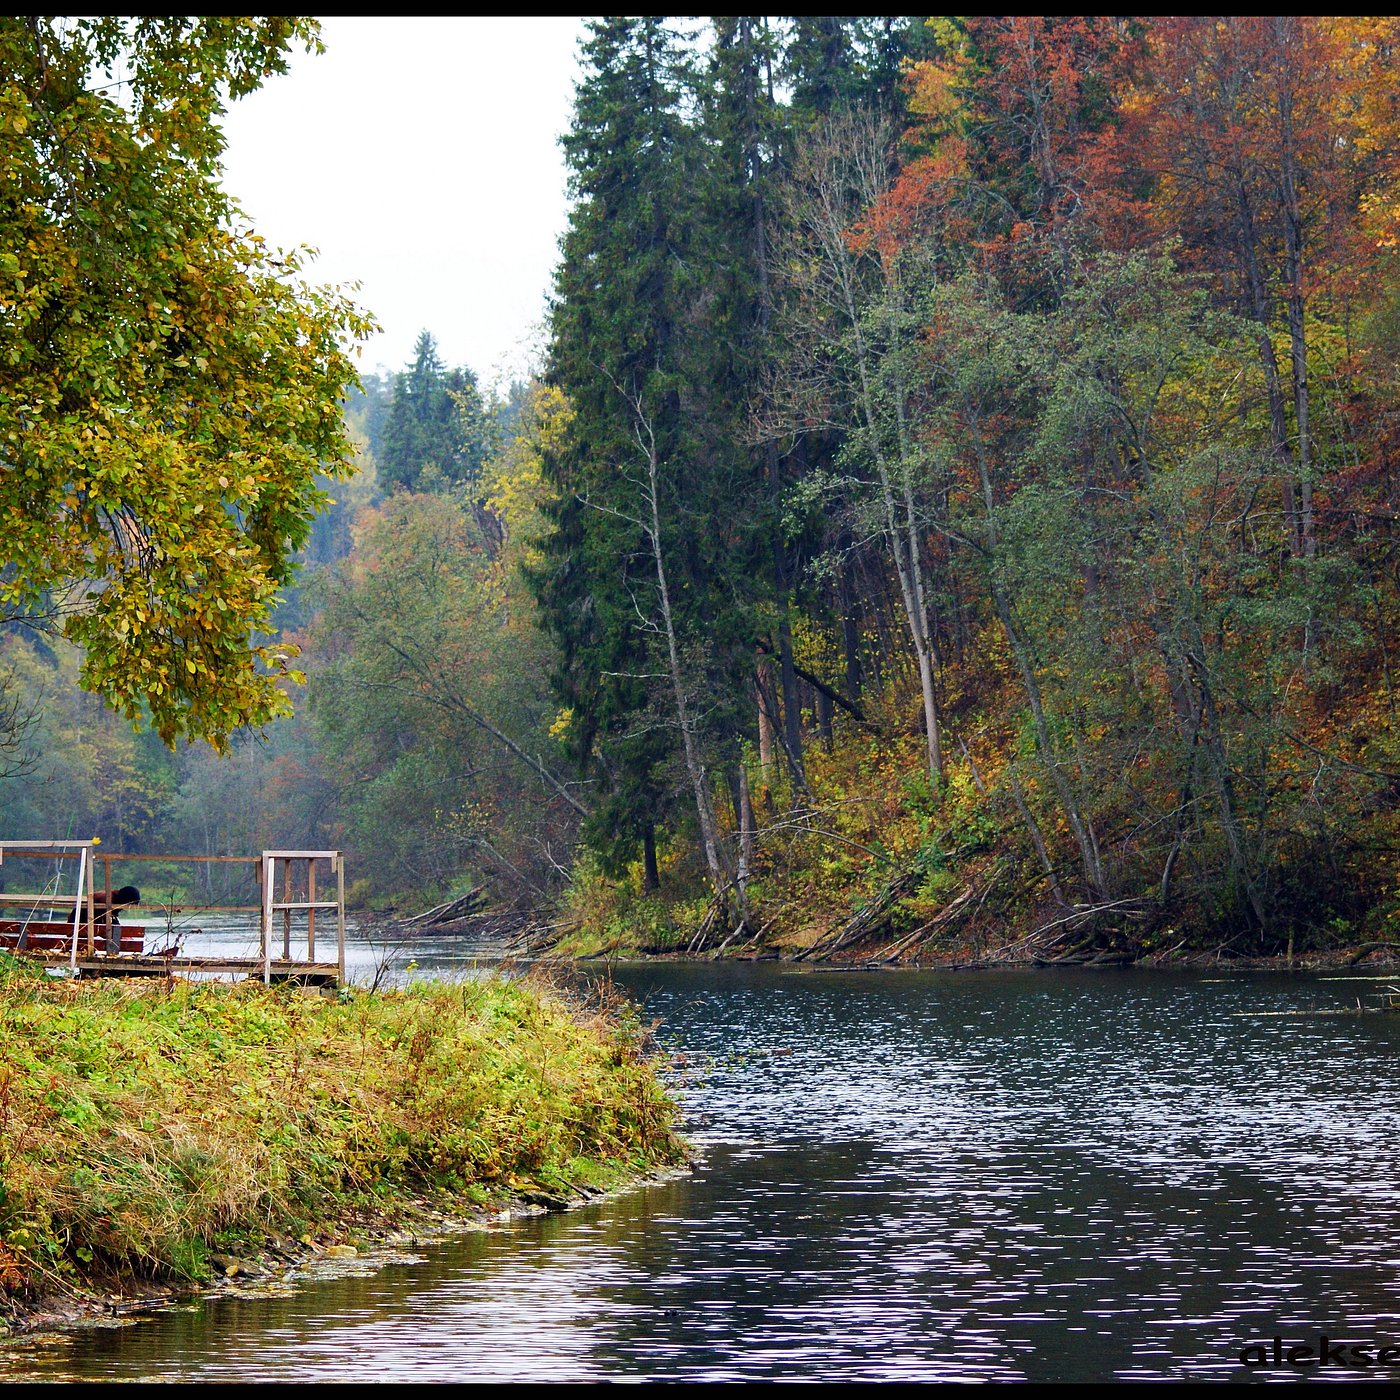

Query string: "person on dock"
[[95, 886, 142, 954]]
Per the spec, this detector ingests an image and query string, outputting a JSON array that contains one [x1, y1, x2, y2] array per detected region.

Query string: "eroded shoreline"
[[3, 1163, 697, 1343]]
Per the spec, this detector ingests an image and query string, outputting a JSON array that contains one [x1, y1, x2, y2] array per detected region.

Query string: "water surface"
[[6, 958, 1400, 1381]]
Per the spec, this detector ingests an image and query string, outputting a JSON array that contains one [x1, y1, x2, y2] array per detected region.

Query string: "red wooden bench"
[[0, 917, 144, 954]]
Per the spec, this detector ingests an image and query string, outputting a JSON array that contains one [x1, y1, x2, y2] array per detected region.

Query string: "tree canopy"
[[0, 16, 371, 749], [378, 330, 487, 493]]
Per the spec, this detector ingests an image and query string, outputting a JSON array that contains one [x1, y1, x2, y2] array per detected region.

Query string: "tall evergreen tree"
[[379, 330, 486, 492], [535, 17, 746, 907], [782, 16, 930, 125], [705, 16, 815, 791]]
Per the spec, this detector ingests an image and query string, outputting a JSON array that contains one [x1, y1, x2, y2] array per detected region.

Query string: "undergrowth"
[[553, 673, 1400, 963]]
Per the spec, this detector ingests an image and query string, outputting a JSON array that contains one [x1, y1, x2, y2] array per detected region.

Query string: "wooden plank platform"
[[0, 842, 348, 986], [20, 951, 341, 985], [0, 920, 144, 954]]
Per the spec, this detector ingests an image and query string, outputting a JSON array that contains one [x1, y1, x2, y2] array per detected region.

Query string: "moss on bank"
[[0, 957, 683, 1318]]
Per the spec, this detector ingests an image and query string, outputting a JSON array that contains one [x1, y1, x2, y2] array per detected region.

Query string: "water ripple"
[[6, 964, 1400, 1381]]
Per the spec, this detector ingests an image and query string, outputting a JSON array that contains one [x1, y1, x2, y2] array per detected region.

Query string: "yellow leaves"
[[0, 28, 367, 754]]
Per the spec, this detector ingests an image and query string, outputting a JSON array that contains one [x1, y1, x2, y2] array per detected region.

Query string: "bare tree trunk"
[[741, 21, 807, 797], [637, 415, 727, 905], [642, 823, 660, 892], [775, 594, 806, 788], [783, 112, 944, 787], [756, 657, 774, 780], [816, 688, 833, 751], [1232, 174, 1302, 557], [1272, 18, 1314, 562], [736, 762, 754, 930], [1185, 644, 1269, 928], [1121, 414, 1269, 929], [755, 656, 811, 800], [837, 248, 943, 784], [1008, 762, 1069, 908], [839, 548, 863, 700]]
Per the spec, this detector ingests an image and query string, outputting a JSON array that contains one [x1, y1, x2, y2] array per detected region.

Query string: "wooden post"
[[101, 854, 111, 957], [69, 846, 86, 971], [85, 854, 96, 957], [261, 853, 273, 985], [307, 860, 317, 962], [282, 859, 292, 961], [336, 853, 346, 986]]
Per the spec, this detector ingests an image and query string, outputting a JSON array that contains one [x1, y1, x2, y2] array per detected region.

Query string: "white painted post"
[[261, 852, 274, 985], [336, 852, 346, 986], [69, 845, 87, 971]]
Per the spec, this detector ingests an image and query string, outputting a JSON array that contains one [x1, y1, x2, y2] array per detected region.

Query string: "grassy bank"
[[0, 957, 683, 1321]]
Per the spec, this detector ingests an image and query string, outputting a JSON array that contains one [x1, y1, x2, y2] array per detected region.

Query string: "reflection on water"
[[6, 959, 1400, 1381]]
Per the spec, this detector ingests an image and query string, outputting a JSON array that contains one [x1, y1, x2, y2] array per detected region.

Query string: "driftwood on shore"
[[872, 870, 1002, 964], [1345, 941, 1400, 966], [977, 896, 1153, 965], [385, 889, 570, 959], [795, 868, 924, 962], [395, 887, 488, 929]]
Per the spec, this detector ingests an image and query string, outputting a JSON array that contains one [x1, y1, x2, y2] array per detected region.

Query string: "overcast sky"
[[218, 17, 587, 392]]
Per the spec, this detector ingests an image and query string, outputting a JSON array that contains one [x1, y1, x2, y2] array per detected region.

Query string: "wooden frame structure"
[[0, 841, 348, 985], [0, 839, 95, 970], [260, 850, 346, 985]]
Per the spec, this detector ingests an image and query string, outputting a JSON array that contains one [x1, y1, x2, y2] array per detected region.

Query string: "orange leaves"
[[848, 19, 1147, 275]]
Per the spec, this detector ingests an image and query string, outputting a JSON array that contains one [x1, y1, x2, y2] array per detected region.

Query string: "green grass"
[[0, 957, 683, 1301]]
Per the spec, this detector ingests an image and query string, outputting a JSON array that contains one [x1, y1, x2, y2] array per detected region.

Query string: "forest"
[[5, 15, 1400, 965]]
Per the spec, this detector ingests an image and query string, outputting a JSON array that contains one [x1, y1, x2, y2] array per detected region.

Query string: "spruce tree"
[[379, 330, 486, 492], [536, 18, 738, 897], [704, 16, 812, 792]]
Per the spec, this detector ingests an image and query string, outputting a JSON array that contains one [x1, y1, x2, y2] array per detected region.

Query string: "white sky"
[[218, 17, 587, 391]]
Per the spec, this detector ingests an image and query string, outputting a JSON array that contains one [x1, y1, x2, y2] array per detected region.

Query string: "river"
[[5, 945, 1400, 1381]]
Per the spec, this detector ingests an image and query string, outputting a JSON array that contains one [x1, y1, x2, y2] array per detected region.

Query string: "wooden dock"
[[0, 841, 349, 987], [26, 951, 342, 985]]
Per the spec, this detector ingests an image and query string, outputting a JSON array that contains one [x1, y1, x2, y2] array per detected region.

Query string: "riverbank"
[[571, 944, 1400, 974], [550, 874, 1400, 970], [550, 824, 1399, 969], [0, 956, 685, 1334], [7, 1164, 697, 1340]]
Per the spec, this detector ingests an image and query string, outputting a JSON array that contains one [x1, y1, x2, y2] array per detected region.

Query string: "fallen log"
[[687, 895, 728, 955], [795, 867, 923, 962], [874, 873, 998, 965], [712, 911, 779, 959], [396, 887, 487, 928], [1344, 941, 1400, 966]]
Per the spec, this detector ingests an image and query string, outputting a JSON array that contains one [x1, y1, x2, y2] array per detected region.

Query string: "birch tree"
[[772, 109, 946, 785]]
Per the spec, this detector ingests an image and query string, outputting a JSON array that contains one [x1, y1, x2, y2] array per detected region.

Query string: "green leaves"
[[0, 17, 372, 750]]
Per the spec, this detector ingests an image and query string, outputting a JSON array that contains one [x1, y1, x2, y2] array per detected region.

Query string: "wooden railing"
[[0, 842, 347, 982]]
